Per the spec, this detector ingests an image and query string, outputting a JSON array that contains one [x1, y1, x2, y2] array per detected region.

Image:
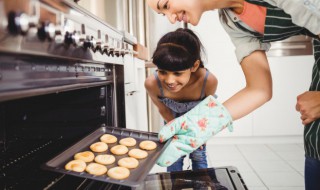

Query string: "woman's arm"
[[144, 75, 175, 123], [223, 50, 273, 120]]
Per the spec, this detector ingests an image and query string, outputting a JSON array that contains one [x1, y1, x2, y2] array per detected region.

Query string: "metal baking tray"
[[42, 126, 171, 187]]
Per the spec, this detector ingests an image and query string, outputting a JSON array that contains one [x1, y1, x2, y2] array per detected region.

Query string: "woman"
[[146, 0, 320, 189]]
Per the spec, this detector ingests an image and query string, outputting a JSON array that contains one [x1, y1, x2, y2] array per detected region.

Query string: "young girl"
[[144, 28, 218, 172]]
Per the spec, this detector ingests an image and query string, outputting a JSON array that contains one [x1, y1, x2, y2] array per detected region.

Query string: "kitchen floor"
[[150, 143, 305, 190]]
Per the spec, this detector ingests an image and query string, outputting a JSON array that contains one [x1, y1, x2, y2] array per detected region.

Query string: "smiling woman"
[[146, 0, 320, 189], [146, 0, 244, 25]]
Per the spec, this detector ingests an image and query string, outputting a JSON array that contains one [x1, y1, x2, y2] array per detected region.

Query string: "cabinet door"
[[124, 54, 135, 93], [125, 58, 148, 132]]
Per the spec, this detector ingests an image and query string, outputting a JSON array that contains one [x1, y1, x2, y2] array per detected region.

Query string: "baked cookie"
[[107, 167, 130, 180], [90, 142, 108, 152], [94, 154, 116, 165], [100, 134, 117, 144], [119, 137, 136, 147], [118, 157, 139, 169], [74, 151, 95, 162], [65, 159, 86, 172], [110, 145, 129, 155], [139, 140, 157, 150], [85, 163, 107, 176], [128, 148, 148, 159]]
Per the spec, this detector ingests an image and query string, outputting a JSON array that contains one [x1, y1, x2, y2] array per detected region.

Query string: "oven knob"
[[64, 31, 74, 45], [94, 30, 102, 53], [54, 26, 63, 44], [7, 11, 29, 35], [102, 34, 110, 55], [82, 36, 93, 49], [37, 22, 55, 41], [114, 40, 121, 57], [120, 42, 126, 57]]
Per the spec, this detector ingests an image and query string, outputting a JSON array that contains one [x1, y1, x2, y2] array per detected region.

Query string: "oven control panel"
[[0, 0, 133, 64]]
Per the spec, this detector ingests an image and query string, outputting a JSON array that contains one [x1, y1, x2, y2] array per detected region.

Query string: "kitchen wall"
[[189, 11, 314, 143]]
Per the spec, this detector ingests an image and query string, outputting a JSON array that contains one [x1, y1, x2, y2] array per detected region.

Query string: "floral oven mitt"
[[157, 95, 233, 167]]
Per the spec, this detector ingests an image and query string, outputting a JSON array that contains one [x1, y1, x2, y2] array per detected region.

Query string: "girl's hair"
[[152, 28, 206, 71]]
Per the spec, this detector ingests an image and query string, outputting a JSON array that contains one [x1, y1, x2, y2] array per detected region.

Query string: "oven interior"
[[0, 84, 117, 189]]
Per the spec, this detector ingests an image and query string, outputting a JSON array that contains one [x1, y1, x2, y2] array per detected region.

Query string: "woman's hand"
[[296, 91, 320, 125]]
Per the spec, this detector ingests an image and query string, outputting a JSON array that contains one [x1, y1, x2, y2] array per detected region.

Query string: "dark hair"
[[152, 28, 205, 71]]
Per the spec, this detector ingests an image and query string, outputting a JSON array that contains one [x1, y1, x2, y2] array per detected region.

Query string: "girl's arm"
[[223, 50, 273, 120], [144, 75, 175, 123]]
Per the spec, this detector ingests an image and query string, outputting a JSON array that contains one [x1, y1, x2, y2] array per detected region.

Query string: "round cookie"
[[128, 148, 148, 159], [85, 163, 107, 176], [139, 140, 157, 150], [107, 167, 130, 180], [110, 145, 129, 155], [100, 134, 117, 144], [94, 154, 116, 165], [90, 142, 108, 152], [74, 151, 95, 162], [118, 157, 139, 169], [119, 137, 136, 147], [65, 160, 86, 172]]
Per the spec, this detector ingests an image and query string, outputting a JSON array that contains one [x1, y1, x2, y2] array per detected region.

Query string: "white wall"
[[189, 11, 314, 141]]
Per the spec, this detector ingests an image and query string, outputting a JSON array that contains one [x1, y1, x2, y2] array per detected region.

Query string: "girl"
[[146, 0, 320, 189], [144, 28, 218, 171]]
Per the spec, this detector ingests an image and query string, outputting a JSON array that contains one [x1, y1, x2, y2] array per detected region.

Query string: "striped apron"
[[234, 0, 320, 160]]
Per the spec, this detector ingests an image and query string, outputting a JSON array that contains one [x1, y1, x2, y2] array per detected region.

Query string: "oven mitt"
[[157, 95, 233, 167]]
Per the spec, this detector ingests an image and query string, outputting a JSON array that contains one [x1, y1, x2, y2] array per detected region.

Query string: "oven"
[[0, 0, 247, 189], [0, 0, 129, 189]]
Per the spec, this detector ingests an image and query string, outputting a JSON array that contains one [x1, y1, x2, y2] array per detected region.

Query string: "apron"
[[234, 0, 320, 160]]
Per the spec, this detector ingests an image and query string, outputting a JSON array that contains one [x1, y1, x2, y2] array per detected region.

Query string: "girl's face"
[[157, 69, 192, 92], [147, 0, 205, 26]]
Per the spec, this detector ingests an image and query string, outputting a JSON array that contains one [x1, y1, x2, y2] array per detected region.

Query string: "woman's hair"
[[152, 28, 206, 71]]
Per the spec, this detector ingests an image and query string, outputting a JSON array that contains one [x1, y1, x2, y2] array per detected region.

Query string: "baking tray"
[[42, 126, 171, 187]]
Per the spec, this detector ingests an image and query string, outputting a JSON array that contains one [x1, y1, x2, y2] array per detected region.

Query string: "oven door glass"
[[135, 167, 247, 190]]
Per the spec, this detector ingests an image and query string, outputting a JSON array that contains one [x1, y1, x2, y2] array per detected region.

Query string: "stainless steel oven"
[[0, 0, 131, 189]]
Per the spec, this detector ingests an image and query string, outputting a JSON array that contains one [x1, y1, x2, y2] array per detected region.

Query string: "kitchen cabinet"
[[190, 11, 313, 139], [124, 58, 148, 132]]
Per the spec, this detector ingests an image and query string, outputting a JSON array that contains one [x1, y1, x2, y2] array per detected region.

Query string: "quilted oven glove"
[[157, 95, 233, 167]]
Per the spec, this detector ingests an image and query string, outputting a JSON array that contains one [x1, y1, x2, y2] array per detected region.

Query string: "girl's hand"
[[157, 95, 233, 167]]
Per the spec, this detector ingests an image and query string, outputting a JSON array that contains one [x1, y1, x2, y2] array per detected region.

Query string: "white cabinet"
[[124, 57, 148, 132], [190, 11, 314, 138]]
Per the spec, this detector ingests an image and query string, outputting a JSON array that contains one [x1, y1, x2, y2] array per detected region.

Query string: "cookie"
[[65, 160, 86, 172], [110, 145, 128, 155], [74, 151, 95, 162], [139, 140, 157, 150], [100, 134, 117, 144], [107, 167, 130, 180], [118, 157, 139, 169], [94, 154, 116, 165], [85, 163, 107, 176], [119, 137, 136, 147], [128, 148, 148, 159], [90, 142, 108, 152]]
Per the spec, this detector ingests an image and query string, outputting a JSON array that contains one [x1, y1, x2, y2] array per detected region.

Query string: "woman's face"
[[147, 0, 205, 26], [157, 69, 192, 93]]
